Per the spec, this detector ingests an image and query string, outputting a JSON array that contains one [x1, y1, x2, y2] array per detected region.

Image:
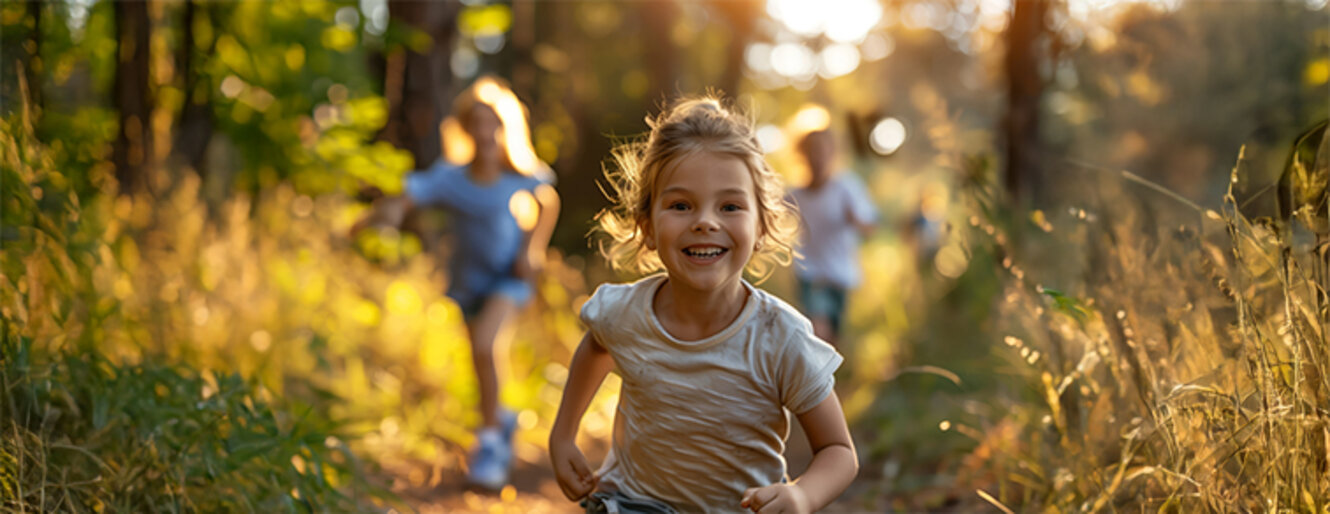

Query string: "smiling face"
[[644, 150, 762, 296]]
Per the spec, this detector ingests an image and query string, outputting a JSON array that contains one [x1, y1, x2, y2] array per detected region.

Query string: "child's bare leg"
[[466, 295, 519, 428]]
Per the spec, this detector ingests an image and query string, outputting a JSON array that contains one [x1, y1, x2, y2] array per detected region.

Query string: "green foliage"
[[1040, 288, 1091, 324], [201, 0, 412, 195], [0, 111, 384, 511], [2, 341, 368, 512], [1049, 1, 1329, 204]]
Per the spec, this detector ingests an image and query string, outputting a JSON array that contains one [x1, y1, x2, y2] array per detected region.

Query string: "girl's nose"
[[692, 212, 720, 233]]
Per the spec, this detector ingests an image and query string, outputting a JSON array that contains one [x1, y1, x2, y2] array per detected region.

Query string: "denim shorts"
[[582, 491, 677, 514], [449, 275, 532, 321], [797, 280, 847, 332]]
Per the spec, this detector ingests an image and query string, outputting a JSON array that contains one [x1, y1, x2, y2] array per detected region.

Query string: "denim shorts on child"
[[448, 272, 532, 321], [581, 491, 677, 514], [797, 280, 847, 332]]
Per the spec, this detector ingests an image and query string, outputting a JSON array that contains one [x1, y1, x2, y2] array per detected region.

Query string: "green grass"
[[1, 109, 387, 511]]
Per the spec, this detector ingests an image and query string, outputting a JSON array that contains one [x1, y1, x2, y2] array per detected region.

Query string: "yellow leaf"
[[285, 45, 305, 71], [1306, 58, 1330, 87], [215, 35, 252, 78], [385, 280, 422, 316], [352, 298, 381, 326], [459, 5, 512, 37], [321, 26, 357, 53]]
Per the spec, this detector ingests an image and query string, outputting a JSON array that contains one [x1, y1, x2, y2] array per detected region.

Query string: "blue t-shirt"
[[403, 161, 547, 306]]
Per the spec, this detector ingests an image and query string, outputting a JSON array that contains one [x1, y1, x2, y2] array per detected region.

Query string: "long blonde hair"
[[440, 75, 554, 182], [594, 95, 798, 282]]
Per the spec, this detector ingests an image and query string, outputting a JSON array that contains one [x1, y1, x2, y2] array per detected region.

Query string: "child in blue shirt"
[[354, 76, 560, 490]]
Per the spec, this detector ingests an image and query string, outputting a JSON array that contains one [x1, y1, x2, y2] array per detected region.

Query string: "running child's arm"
[[843, 178, 878, 238], [850, 213, 876, 238], [515, 184, 561, 281], [349, 195, 413, 237], [742, 392, 858, 513], [549, 332, 613, 501]]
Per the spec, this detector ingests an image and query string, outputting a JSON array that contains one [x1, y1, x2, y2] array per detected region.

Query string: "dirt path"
[[407, 422, 887, 513], [404, 460, 580, 514]]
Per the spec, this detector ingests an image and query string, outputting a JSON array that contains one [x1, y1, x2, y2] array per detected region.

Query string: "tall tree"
[[22, 0, 42, 114], [1003, 0, 1051, 205], [113, 0, 152, 194], [509, 0, 537, 99], [379, 0, 460, 169], [641, 1, 680, 104], [709, 0, 760, 99], [172, 0, 214, 175]]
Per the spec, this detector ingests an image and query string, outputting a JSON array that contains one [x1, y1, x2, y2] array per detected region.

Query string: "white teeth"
[[684, 247, 725, 258]]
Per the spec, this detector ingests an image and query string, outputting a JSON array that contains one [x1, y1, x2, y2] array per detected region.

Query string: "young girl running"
[[354, 76, 560, 490], [549, 97, 857, 513]]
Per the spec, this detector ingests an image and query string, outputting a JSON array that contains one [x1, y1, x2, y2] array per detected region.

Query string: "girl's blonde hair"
[[441, 75, 554, 182], [595, 95, 799, 282]]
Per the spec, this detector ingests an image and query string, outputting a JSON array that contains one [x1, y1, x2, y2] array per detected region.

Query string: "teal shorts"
[[797, 280, 847, 334]]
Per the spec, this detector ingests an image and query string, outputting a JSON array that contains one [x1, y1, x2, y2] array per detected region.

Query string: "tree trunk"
[[23, 0, 42, 115], [172, 0, 214, 175], [641, 1, 680, 105], [379, 0, 460, 170], [710, 0, 759, 99], [1003, 0, 1049, 205], [509, 0, 537, 100], [114, 0, 153, 194]]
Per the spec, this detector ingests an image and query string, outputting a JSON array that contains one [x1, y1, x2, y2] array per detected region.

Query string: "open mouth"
[[682, 247, 727, 258]]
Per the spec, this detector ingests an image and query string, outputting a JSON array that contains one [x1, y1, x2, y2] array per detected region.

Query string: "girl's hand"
[[350, 195, 410, 238], [741, 483, 812, 514], [549, 439, 597, 501]]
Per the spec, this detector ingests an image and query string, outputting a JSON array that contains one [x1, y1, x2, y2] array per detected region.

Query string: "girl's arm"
[[549, 332, 614, 501], [742, 392, 858, 513], [349, 194, 414, 237], [515, 184, 561, 281]]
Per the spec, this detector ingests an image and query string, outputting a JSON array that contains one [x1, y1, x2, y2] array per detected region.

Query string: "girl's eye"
[[721, 203, 742, 212], [668, 201, 689, 211]]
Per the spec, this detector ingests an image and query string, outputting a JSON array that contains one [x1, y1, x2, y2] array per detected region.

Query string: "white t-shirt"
[[580, 275, 843, 513], [788, 172, 878, 289]]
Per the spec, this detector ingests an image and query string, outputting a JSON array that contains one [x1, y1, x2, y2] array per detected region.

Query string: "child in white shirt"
[[788, 124, 877, 347], [548, 97, 858, 513]]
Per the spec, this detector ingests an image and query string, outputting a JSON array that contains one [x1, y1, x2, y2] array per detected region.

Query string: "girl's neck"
[[468, 153, 503, 183], [653, 277, 749, 341]]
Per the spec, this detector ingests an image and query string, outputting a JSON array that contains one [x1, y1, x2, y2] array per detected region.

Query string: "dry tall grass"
[[962, 146, 1330, 511]]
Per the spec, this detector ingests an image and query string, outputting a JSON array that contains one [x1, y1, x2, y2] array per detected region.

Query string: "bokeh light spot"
[[869, 117, 907, 155]]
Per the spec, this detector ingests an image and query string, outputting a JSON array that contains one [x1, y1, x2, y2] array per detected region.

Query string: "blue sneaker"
[[466, 410, 519, 490]]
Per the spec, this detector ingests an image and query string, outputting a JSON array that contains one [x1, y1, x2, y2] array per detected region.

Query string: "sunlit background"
[[2, 0, 1327, 511]]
